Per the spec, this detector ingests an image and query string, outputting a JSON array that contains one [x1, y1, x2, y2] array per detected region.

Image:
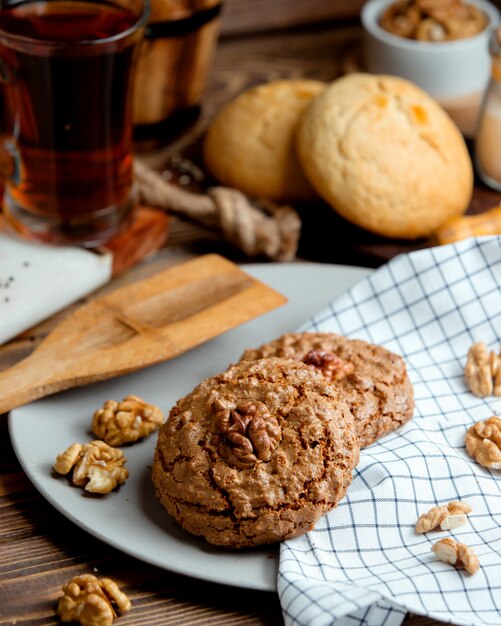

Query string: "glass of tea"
[[0, 0, 150, 246]]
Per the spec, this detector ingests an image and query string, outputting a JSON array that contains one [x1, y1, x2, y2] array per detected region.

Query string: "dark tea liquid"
[[0, 0, 140, 244]]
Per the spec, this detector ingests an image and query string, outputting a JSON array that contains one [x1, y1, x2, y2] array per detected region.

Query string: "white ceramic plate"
[[9, 262, 370, 592]]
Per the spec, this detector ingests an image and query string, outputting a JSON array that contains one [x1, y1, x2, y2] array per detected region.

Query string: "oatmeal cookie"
[[240, 333, 414, 448], [152, 358, 359, 548]]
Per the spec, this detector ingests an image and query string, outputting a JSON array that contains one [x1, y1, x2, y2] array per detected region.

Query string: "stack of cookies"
[[203, 74, 473, 240], [152, 332, 414, 548]]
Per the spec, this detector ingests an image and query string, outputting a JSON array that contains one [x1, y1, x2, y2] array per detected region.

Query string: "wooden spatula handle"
[[0, 355, 60, 414], [0, 255, 286, 415]]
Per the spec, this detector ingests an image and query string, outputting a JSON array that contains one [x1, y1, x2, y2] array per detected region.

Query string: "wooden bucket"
[[133, 0, 223, 136]]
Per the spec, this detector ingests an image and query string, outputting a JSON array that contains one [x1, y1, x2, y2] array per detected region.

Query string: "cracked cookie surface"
[[152, 358, 359, 548], [240, 333, 414, 448]]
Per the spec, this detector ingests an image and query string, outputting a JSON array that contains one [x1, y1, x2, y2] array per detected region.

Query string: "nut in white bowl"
[[361, 0, 500, 135]]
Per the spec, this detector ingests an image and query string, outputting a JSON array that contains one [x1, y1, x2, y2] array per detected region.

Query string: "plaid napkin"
[[278, 237, 501, 626]]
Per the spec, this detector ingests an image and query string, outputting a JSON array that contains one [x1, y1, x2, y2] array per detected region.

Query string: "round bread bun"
[[203, 79, 326, 202], [296, 73, 473, 239]]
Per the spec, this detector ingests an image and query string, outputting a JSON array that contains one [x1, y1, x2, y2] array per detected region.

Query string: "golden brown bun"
[[296, 73, 473, 239], [203, 79, 326, 202]]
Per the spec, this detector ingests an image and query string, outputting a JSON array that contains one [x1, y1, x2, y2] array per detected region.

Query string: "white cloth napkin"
[[278, 237, 501, 626]]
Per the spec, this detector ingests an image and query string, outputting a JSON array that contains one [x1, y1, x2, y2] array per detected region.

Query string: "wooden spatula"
[[0, 254, 286, 414]]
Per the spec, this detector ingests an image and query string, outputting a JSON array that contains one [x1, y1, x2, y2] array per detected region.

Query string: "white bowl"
[[361, 0, 499, 113]]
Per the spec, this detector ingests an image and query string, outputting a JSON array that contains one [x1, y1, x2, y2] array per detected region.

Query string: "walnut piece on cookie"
[[211, 400, 281, 468], [57, 574, 130, 626], [152, 358, 359, 548], [302, 349, 354, 381], [54, 441, 129, 494], [92, 395, 164, 446], [432, 538, 480, 575], [415, 501, 472, 533], [239, 332, 414, 449], [465, 416, 501, 470]]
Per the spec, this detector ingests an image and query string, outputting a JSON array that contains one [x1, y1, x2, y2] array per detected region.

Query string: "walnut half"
[[54, 441, 129, 494], [92, 395, 164, 446], [432, 538, 480, 575], [464, 343, 501, 397], [302, 349, 354, 382], [212, 401, 281, 468], [57, 574, 131, 626], [465, 416, 501, 470], [415, 501, 472, 533]]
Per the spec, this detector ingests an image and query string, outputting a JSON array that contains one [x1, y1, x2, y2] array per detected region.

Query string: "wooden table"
[[1, 12, 500, 626]]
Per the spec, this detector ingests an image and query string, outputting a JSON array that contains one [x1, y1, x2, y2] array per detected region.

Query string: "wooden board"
[[220, 0, 364, 35]]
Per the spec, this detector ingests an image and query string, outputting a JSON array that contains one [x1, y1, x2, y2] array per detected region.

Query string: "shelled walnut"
[[464, 342, 501, 397], [57, 574, 130, 626], [303, 349, 354, 382], [490, 350, 501, 396], [465, 416, 501, 469], [465, 343, 493, 396], [92, 395, 164, 446], [54, 441, 129, 494], [415, 501, 472, 533], [380, 0, 488, 42], [432, 538, 480, 575], [211, 400, 281, 468]]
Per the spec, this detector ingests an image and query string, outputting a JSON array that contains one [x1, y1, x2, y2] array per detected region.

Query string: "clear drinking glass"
[[0, 0, 150, 245]]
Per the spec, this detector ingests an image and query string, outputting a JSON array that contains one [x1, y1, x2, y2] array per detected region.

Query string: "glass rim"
[[0, 0, 151, 49]]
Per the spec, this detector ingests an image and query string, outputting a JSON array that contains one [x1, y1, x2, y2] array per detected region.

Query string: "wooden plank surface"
[[220, 0, 364, 35], [1, 17, 496, 626]]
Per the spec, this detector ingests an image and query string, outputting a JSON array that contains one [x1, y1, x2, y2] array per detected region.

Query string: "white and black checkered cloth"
[[278, 237, 501, 626]]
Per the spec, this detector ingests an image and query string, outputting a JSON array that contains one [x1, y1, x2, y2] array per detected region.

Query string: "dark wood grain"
[[1, 16, 494, 626], [220, 0, 364, 35]]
